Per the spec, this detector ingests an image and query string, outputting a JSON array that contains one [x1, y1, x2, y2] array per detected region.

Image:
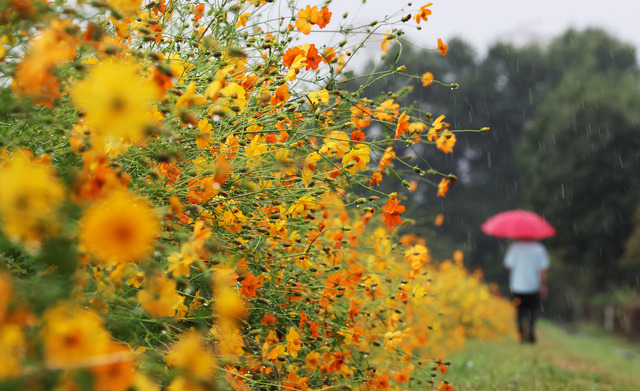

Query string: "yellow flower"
[[215, 82, 247, 115], [307, 88, 329, 106], [137, 272, 184, 318], [381, 30, 393, 53], [0, 324, 25, 379], [175, 81, 207, 110], [195, 118, 213, 149], [166, 331, 216, 381], [285, 327, 302, 358], [320, 130, 350, 158], [302, 152, 321, 186], [107, 0, 141, 11], [79, 191, 160, 264], [167, 376, 206, 391], [167, 245, 196, 278], [236, 12, 251, 27], [164, 53, 193, 84], [342, 145, 371, 173], [71, 61, 159, 140], [245, 135, 268, 159], [0, 153, 65, 249], [41, 302, 111, 369]]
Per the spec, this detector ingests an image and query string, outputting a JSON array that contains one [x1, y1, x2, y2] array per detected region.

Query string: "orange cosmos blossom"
[[414, 3, 433, 24], [350, 103, 372, 129], [421, 71, 434, 86], [193, 3, 204, 24], [436, 130, 457, 153], [438, 38, 449, 56], [378, 146, 396, 171], [270, 83, 290, 105], [41, 302, 111, 369], [437, 177, 456, 197], [369, 170, 383, 186], [374, 99, 400, 122], [395, 111, 410, 138], [437, 381, 454, 391], [381, 194, 405, 228], [79, 191, 160, 265], [381, 30, 393, 53], [166, 330, 216, 381], [295, 5, 331, 34]]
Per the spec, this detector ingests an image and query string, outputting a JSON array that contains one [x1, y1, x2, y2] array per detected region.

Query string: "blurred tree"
[[350, 29, 640, 307], [518, 70, 640, 292]]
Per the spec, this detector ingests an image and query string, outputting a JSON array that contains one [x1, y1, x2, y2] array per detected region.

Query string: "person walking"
[[504, 239, 549, 343]]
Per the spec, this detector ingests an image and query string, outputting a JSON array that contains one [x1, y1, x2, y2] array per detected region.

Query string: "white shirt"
[[504, 240, 550, 294]]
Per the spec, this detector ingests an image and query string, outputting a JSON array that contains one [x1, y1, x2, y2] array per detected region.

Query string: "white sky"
[[299, 0, 640, 65]]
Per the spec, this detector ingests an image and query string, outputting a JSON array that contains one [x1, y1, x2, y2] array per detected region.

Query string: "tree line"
[[350, 28, 640, 320]]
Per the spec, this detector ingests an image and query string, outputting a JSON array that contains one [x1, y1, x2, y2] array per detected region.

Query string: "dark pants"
[[513, 292, 541, 343]]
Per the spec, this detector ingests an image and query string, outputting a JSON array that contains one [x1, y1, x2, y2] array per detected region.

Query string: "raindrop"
[[561, 184, 565, 199]]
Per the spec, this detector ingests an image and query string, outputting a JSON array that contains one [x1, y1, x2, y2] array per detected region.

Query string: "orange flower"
[[313, 7, 332, 28], [304, 44, 321, 70], [41, 302, 110, 368], [351, 129, 366, 142], [437, 178, 451, 197], [166, 331, 216, 381], [381, 30, 393, 53], [270, 83, 290, 105], [369, 170, 383, 186], [79, 191, 160, 264], [434, 213, 444, 226], [414, 3, 433, 24], [374, 99, 399, 122], [295, 5, 331, 34], [295, 5, 317, 34], [378, 146, 396, 171], [395, 111, 410, 138], [437, 381, 453, 391], [137, 272, 184, 317], [438, 38, 448, 56], [436, 130, 456, 153], [381, 196, 405, 228], [421, 71, 434, 86], [240, 273, 261, 299], [91, 343, 136, 391], [350, 103, 372, 128], [282, 46, 306, 67], [285, 327, 302, 358], [193, 3, 204, 24]]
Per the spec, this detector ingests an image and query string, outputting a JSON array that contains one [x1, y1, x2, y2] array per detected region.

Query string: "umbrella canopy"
[[481, 210, 556, 240]]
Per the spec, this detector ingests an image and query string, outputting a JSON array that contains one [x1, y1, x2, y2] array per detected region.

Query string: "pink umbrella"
[[481, 210, 556, 240]]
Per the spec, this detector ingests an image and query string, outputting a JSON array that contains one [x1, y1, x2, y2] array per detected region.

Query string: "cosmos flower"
[[79, 191, 160, 264], [71, 61, 159, 140]]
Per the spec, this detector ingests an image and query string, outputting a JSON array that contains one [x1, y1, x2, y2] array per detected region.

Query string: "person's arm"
[[539, 268, 548, 299]]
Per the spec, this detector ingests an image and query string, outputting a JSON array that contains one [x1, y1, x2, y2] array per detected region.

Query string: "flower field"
[[0, 1, 516, 390]]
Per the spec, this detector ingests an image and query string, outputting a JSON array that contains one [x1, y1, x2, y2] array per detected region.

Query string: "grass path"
[[445, 320, 640, 390]]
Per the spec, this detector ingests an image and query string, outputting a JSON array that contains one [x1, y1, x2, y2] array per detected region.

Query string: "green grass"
[[445, 320, 640, 391]]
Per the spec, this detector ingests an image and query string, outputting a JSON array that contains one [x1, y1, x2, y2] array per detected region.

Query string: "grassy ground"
[[445, 320, 640, 391]]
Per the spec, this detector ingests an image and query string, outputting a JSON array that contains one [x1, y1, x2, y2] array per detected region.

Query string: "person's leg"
[[514, 294, 526, 342], [527, 293, 541, 343]]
